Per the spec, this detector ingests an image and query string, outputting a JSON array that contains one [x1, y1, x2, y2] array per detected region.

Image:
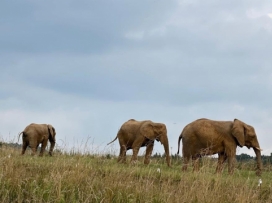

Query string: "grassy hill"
[[1, 144, 272, 202]]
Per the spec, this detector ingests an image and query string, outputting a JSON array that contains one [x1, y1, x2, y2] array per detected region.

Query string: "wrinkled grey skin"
[[108, 119, 171, 167], [19, 123, 56, 156], [177, 118, 262, 176]]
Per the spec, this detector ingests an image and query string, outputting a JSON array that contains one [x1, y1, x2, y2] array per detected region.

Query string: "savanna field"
[[1, 144, 272, 203]]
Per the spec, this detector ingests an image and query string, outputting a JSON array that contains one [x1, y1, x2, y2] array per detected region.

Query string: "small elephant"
[[19, 123, 56, 156], [107, 119, 171, 167], [177, 118, 263, 175]]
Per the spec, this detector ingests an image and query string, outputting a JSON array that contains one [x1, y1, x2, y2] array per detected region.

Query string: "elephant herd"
[[19, 118, 263, 176]]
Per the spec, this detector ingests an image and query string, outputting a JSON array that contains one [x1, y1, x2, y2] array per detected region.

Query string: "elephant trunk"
[[161, 135, 171, 167], [177, 134, 182, 155], [253, 147, 263, 176]]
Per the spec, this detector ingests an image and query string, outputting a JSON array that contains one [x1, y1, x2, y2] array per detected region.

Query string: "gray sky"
[[1, 0, 272, 156]]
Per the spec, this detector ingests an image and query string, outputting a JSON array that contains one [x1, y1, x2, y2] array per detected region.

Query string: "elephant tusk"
[[255, 147, 263, 151]]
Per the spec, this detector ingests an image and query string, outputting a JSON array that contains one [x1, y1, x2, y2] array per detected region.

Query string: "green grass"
[[0, 146, 271, 203]]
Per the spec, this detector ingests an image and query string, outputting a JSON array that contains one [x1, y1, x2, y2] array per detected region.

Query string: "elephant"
[[177, 118, 263, 175], [19, 123, 56, 156], [107, 119, 171, 167]]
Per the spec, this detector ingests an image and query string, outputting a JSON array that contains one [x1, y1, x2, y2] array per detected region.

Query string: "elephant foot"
[[227, 170, 234, 175], [256, 170, 262, 177], [130, 160, 138, 165], [117, 158, 126, 164], [182, 166, 188, 171], [144, 160, 150, 165], [215, 167, 224, 174]]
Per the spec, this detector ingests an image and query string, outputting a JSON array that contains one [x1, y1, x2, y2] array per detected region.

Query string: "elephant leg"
[[21, 141, 28, 155], [227, 156, 235, 175], [49, 141, 55, 156], [216, 153, 227, 173], [131, 146, 140, 164], [39, 140, 48, 157], [144, 142, 154, 164], [117, 145, 127, 163], [31, 147, 37, 156], [29, 141, 38, 156], [182, 156, 190, 171], [192, 155, 200, 172], [226, 149, 236, 174]]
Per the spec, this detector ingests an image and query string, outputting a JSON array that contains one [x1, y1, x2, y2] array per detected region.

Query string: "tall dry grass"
[[0, 145, 271, 203]]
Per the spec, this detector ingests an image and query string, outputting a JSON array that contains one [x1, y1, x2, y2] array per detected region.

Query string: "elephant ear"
[[232, 119, 245, 147], [47, 125, 56, 142], [140, 122, 157, 141], [141, 122, 165, 141]]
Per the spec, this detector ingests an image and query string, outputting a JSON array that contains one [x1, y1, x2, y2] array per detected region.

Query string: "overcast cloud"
[[1, 0, 272, 156]]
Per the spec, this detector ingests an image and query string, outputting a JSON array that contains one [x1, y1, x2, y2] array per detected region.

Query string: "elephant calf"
[[107, 119, 171, 167], [19, 123, 56, 156]]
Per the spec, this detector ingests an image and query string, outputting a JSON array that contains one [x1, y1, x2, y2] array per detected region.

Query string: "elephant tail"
[[107, 135, 118, 145], [177, 133, 183, 155]]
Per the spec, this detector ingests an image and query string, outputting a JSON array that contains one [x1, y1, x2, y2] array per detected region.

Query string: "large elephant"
[[19, 123, 56, 156], [177, 118, 263, 175], [107, 119, 171, 167]]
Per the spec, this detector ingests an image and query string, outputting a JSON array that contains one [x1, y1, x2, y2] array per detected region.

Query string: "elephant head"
[[232, 119, 263, 175], [141, 122, 171, 167]]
